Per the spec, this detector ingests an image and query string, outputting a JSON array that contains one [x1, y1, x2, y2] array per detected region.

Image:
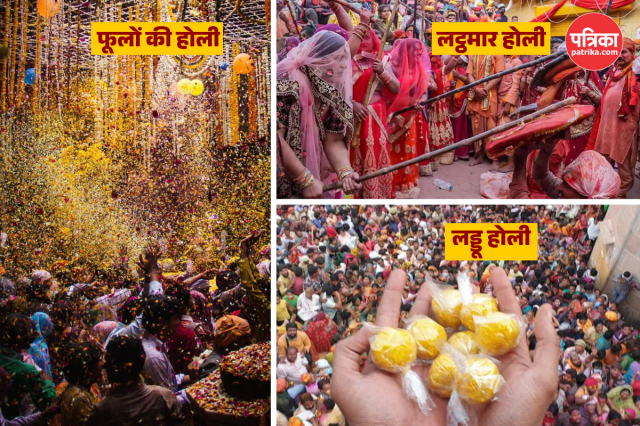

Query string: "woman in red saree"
[[447, 55, 472, 161], [385, 39, 431, 198], [426, 54, 455, 167], [350, 29, 400, 198], [306, 312, 337, 354]]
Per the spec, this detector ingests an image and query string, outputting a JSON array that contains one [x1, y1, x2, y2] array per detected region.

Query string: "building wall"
[[506, 1, 640, 38], [588, 205, 640, 327]]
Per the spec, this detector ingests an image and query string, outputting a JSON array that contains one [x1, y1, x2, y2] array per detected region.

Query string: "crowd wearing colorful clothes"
[[276, 0, 640, 199], [275, 205, 640, 426], [0, 231, 270, 426]]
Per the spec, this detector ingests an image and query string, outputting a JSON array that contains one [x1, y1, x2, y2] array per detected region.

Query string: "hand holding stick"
[[324, 96, 578, 191]]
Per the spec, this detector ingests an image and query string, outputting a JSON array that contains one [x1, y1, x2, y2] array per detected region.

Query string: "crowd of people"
[[276, 0, 640, 199], [275, 204, 640, 426], [0, 231, 270, 425]]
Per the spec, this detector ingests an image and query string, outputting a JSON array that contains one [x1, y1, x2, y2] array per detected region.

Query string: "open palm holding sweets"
[[368, 325, 434, 415], [331, 267, 560, 426]]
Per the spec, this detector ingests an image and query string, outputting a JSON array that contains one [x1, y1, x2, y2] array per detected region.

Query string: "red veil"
[[352, 29, 383, 104], [383, 39, 431, 122]]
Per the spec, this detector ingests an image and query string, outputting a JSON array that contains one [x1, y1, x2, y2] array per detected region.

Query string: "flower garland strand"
[[230, 42, 239, 145], [8, 0, 19, 108], [15, 0, 26, 110], [32, 14, 41, 114], [0, 2, 10, 112]]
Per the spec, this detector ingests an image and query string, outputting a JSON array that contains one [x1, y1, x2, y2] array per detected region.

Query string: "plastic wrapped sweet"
[[455, 357, 504, 404], [427, 352, 460, 398], [460, 294, 498, 331], [448, 331, 480, 356], [368, 326, 433, 414], [474, 312, 522, 356], [406, 316, 447, 360], [428, 276, 463, 328], [370, 328, 417, 372]]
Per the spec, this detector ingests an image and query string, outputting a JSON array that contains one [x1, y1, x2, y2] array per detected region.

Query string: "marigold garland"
[[8, 0, 19, 108], [16, 0, 27, 110], [33, 14, 41, 114], [230, 42, 240, 146], [1, 3, 10, 112]]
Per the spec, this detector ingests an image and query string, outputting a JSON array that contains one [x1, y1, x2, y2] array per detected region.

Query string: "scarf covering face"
[[278, 31, 354, 188], [384, 38, 432, 119]]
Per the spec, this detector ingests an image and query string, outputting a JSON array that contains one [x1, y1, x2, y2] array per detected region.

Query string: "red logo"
[[565, 13, 622, 70]]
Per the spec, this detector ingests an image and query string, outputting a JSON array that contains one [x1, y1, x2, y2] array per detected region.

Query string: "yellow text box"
[[431, 22, 550, 55], [444, 223, 538, 261], [91, 22, 223, 56]]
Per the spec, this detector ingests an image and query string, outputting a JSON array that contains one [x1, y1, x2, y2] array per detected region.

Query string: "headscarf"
[[278, 31, 353, 192], [384, 39, 431, 127], [277, 378, 287, 393], [278, 37, 301, 61], [562, 150, 620, 199], [29, 312, 53, 377], [314, 311, 332, 332], [314, 24, 349, 41], [213, 315, 251, 348]]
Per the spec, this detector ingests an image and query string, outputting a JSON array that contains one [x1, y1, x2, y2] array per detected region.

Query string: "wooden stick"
[[351, 0, 401, 147], [420, 0, 426, 42], [605, 0, 614, 16], [391, 50, 567, 117], [323, 96, 577, 191]]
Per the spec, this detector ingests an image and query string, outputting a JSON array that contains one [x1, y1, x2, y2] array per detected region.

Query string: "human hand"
[[136, 245, 161, 277], [278, 10, 290, 22], [341, 171, 362, 195], [373, 59, 384, 75], [301, 178, 324, 198], [474, 87, 487, 99], [502, 102, 512, 117], [353, 102, 369, 122], [359, 9, 373, 24], [332, 267, 559, 426]]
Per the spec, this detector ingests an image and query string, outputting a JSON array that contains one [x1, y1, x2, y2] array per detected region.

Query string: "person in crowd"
[[87, 336, 183, 426]]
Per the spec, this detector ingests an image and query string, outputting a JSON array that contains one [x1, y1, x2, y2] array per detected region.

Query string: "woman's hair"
[[62, 339, 103, 385]]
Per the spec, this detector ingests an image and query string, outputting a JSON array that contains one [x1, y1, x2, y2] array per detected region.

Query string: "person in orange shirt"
[[466, 55, 505, 168], [604, 343, 626, 366]]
